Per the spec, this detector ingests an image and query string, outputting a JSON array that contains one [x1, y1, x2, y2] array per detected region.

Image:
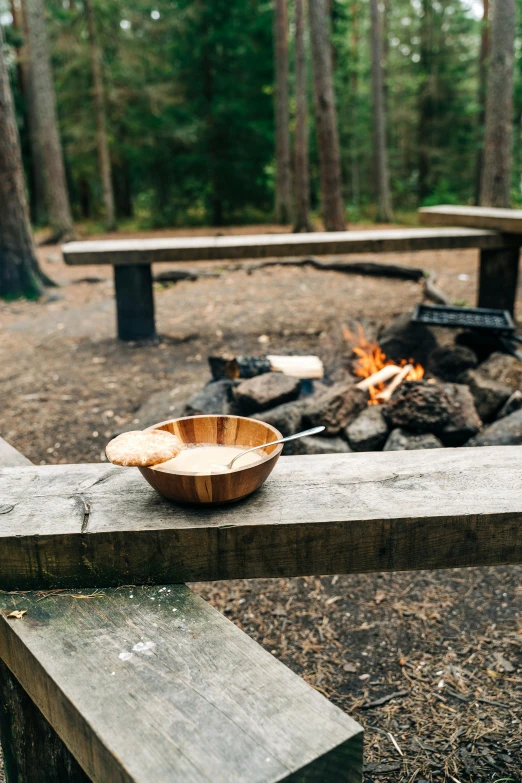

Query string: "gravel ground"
[[0, 225, 520, 782]]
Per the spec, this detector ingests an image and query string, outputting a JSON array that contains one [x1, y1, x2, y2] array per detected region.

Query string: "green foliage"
[[3, 0, 522, 226]]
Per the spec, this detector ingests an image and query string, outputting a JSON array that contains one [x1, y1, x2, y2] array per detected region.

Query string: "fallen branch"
[[424, 272, 452, 305], [241, 256, 425, 281]]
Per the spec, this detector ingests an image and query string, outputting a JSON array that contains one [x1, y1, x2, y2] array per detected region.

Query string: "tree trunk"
[[349, 0, 360, 207], [293, 0, 312, 232], [474, 0, 489, 204], [418, 0, 434, 203], [0, 23, 44, 300], [85, 0, 116, 231], [480, 0, 515, 208], [24, 0, 75, 241], [274, 0, 292, 224], [308, 0, 345, 231], [369, 0, 393, 222]]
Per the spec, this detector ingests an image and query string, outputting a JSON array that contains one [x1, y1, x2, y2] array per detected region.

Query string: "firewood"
[[376, 364, 413, 402], [209, 354, 324, 380], [355, 365, 401, 391]]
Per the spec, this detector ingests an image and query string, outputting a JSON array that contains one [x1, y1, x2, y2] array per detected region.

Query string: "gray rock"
[[378, 311, 437, 365], [498, 390, 522, 419], [292, 435, 352, 455], [439, 383, 482, 446], [383, 381, 453, 434], [112, 384, 199, 436], [460, 369, 511, 422], [185, 379, 237, 415], [428, 345, 478, 382], [479, 352, 522, 391], [383, 429, 443, 451], [251, 401, 304, 438], [302, 383, 368, 435], [345, 405, 388, 451], [233, 372, 301, 414], [466, 408, 522, 447]]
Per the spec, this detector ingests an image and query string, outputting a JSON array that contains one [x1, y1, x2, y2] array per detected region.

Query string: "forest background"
[[1, 0, 520, 234]]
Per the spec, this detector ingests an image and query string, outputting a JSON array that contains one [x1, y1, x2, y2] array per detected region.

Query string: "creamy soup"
[[152, 444, 264, 475]]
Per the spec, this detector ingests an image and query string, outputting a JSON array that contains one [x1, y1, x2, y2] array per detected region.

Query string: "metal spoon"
[[212, 425, 326, 473]]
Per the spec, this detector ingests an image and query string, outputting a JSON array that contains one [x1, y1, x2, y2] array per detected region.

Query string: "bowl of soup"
[[139, 415, 284, 504]]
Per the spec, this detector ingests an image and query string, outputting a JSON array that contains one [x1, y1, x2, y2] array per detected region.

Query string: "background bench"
[[62, 226, 522, 340], [0, 436, 363, 782]]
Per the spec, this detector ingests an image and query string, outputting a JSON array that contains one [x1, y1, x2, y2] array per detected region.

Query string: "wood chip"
[[7, 609, 27, 620]]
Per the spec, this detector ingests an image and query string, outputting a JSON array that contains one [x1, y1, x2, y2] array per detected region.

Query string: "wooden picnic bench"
[[0, 436, 363, 783], [420, 205, 522, 314], [2, 436, 522, 780], [62, 226, 522, 341]]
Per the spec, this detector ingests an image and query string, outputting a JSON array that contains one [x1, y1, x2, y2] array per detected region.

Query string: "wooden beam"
[[0, 586, 363, 783], [420, 205, 522, 233], [0, 436, 32, 467], [479, 248, 520, 314], [2, 447, 522, 589], [62, 228, 520, 266]]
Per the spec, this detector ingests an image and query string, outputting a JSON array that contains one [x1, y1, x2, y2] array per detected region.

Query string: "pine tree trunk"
[[85, 0, 116, 231], [308, 0, 345, 231], [13, 0, 47, 225], [274, 0, 292, 224], [480, 0, 515, 208], [474, 0, 489, 204], [24, 0, 75, 241], [349, 0, 360, 207], [293, 0, 312, 232], [369, 0, 393, 222], [0, 24, 44, 300], [418, 0, 434, 203]]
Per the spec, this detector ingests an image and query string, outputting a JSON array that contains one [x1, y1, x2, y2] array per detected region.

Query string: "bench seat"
[[0, 585, 363, 783]]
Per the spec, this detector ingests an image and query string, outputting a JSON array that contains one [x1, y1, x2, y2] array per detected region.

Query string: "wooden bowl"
[[139, 415, 283, 504]]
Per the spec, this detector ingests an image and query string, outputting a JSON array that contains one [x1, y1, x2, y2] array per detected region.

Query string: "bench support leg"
[[478, 248, 519, 315], [114, 264, 156, 341], [0, 659, 90, 783]]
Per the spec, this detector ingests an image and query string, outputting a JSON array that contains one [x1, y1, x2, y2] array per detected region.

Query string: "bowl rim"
[[143, 414, 284, 477]]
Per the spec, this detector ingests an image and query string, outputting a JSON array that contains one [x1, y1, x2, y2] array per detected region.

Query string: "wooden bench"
[[420, 205, 522, 314], [62, 227, 522, 340], [0, 436, 363, 782]]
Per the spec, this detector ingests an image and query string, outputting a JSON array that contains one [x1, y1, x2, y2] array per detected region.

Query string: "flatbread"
[[106, 430, 183, 467]]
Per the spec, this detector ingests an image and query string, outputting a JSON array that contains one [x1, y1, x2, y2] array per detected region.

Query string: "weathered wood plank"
[[1, 447, 522, 589], [62, 228, 520, 266], [478, 248, 520, 314], [0, 586, 363, 783], [0, 437, 31, 467], [420, 205, 522, 233]]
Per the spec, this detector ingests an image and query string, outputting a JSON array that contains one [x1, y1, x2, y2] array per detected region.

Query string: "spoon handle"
[[227, 425, 325, 469]]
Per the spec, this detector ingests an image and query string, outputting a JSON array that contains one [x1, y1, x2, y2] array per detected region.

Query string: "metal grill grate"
[[412, 304, 515, 333]]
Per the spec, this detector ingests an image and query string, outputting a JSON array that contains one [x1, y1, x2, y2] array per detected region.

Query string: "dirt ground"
[[0, 225, 521, 782]]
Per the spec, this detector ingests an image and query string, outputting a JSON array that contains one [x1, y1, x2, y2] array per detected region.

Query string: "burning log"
[[355, 365, 401, 391], [209, 354, 324, 381], [376, 364, 413, 403]]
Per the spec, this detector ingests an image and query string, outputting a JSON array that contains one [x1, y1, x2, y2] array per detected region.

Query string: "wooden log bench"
[[62, 227, 522, 340], [420, 205, 522, 314], [0, 436, 363, 783]]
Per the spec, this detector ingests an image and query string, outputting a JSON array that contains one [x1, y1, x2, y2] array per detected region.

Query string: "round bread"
[[106, 430, 183, 467]]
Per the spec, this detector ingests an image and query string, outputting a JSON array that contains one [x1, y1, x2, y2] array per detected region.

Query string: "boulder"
[[383, 429, 443, 451], [345, 405, 388, 452], [233, 372, 301, 414], [498, 390, 522, 419], [439, 383, 482, 446], [428, 345, 478, 382], [292, 436, 352, 455], [478, 352, 522, 392], [466, 408, 522, 447], [185, 379, 237, 416], [378, 311, 437, 365], [383, 381, 453, 434], [252, 401, 304, 438], [460, 369, 511, 422], [302, 383, 368, 435]]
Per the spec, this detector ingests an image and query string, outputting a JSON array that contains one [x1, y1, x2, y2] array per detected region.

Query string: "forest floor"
[[0, 223, 521, 783]]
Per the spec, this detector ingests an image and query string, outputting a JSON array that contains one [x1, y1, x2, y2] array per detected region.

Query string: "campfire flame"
[[343, 325, 424, 404]]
